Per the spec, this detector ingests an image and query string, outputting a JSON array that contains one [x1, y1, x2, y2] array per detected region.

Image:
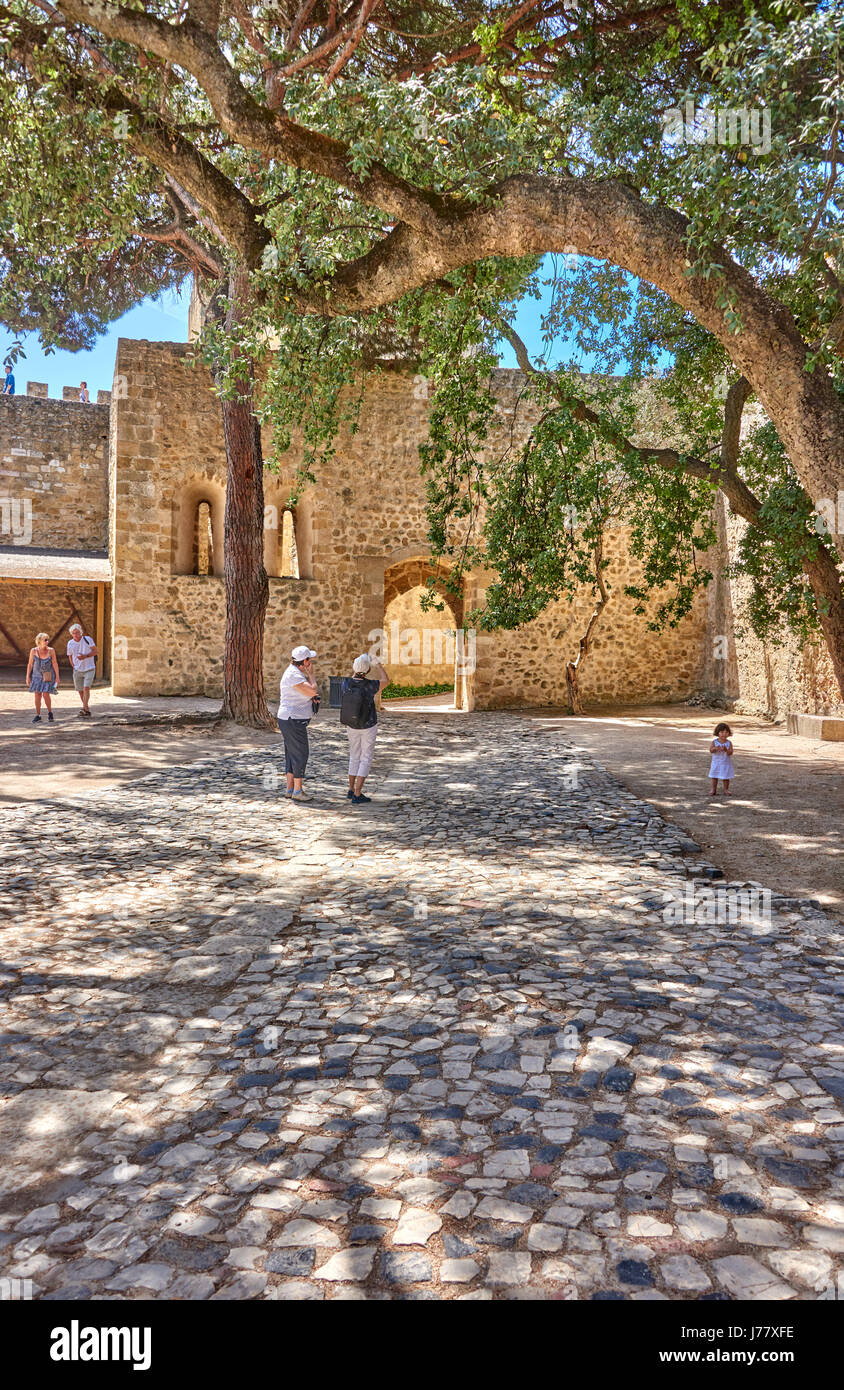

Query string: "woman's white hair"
[[352, 653, 372, 675]]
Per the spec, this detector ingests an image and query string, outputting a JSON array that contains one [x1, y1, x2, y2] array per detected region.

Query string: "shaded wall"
[[702, 495, 843, 719], [383, 585, 459, 688], [0, 582, 97, 666]]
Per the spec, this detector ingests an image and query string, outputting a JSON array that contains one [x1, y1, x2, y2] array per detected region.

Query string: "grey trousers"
[[278, 717, 310, 777]]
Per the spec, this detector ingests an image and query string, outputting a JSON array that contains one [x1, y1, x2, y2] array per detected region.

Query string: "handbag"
[[311, 695, 321, 714]]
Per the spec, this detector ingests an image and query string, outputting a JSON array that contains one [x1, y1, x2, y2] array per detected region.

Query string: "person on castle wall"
[[709, 722, 736, 797], [26, 632, 59, 723], [2, 361, 14, 395], [278, 644, 319, 802], [339, 653, 389, 804], [67, 622, 97, 717], [79, 382, 89, 403]]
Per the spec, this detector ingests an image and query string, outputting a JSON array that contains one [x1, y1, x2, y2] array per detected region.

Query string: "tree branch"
[[138, 211, 224, 278], [52, 0, 450, 231], [720, 376, 751, 472], [283, 172, 843, 524], [493, 314, 765, 525], [4, 4, 267, 264]]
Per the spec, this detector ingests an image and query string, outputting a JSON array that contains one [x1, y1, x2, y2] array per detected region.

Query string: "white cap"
[[352, 653, 372, 675], [292, 645, 316, 661]]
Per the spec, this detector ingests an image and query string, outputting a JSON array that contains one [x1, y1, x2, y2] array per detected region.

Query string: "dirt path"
[[524, 703, 844, 918], [0, 687, 277, 802]]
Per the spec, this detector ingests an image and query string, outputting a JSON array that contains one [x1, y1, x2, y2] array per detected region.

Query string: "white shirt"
[[67, 635, 96, 671], [279, 663, 314, 719]]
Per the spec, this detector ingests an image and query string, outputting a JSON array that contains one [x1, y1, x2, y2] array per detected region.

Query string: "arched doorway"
[[381, 557, 465, 701]]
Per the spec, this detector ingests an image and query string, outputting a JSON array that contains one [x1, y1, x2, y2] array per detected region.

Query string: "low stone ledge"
[[787, 712, 844, 741]]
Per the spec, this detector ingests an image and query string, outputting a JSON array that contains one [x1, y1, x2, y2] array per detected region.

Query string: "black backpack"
[[340, 678, 373, 729]]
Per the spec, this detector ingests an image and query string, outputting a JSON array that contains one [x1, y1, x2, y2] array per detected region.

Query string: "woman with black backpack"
[[339, 653, 389, 804]]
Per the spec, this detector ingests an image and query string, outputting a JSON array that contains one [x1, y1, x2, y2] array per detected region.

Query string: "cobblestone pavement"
[[1, 713, 843, 1301]]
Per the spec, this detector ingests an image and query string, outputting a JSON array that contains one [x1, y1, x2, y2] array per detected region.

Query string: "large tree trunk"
[[803, 545, 844, 702], [217, 269, 274, 729]]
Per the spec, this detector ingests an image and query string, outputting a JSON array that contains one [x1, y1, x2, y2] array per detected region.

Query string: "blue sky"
[[2, 264, 599, 396], [3, 284, 192, 398]]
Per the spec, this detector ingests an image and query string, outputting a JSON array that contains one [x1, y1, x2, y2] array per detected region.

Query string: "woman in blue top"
[[339, 653, 389, 804], [25, 632, 60, 723]]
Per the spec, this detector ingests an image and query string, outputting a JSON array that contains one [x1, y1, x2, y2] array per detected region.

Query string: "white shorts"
[[347, 724, 378, 778]]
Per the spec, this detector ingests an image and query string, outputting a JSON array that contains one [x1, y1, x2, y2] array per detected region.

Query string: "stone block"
[[26, 381, 48, 398], [787, 713, 844, 741]]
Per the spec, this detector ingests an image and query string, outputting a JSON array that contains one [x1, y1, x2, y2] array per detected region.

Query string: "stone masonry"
[[0, 583, 97, 667], [108, 340, 710, 709], [0, 336, 839, 717], [0, 395, 109, 551]]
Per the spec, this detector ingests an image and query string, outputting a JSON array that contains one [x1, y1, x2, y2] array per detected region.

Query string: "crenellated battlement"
[[19, 381, 111, 404]]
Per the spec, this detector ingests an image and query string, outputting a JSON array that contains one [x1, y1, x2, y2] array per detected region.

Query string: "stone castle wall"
[[459, 371, 710, 708], [699, 496, 844, 719], [0, 396, 109, 551], [109, 339, 463, 697], [108, 343, 710, 708], [4, 338, 834, 718], [466, 549, 709, 710]]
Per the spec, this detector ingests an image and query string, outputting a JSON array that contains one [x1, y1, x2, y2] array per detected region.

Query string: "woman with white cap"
[[278, 644, 319, 801], [339, 653, 389, 804]]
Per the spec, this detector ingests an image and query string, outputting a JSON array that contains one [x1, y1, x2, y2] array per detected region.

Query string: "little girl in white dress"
[[709, 722, 735, 796]]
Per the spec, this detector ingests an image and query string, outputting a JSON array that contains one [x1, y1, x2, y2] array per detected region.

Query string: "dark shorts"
[[278, 717, 310, 777]]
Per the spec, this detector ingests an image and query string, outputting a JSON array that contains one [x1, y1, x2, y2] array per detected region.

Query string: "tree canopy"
[[1, 0, 842, 710]]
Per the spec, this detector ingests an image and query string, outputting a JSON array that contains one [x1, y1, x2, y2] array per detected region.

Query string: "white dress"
[[709, 739, 735, 780]]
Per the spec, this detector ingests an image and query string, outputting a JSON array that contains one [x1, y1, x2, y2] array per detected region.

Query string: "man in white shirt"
[[66, 622, 98, 717], [277, 644, 319, 801]]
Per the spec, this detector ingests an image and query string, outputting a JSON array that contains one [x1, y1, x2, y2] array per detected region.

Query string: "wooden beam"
[[0, 619, 25, 659], [95, 582, 104, 680], [0, 574, 110, 584], [49, 605, 77, 649]]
